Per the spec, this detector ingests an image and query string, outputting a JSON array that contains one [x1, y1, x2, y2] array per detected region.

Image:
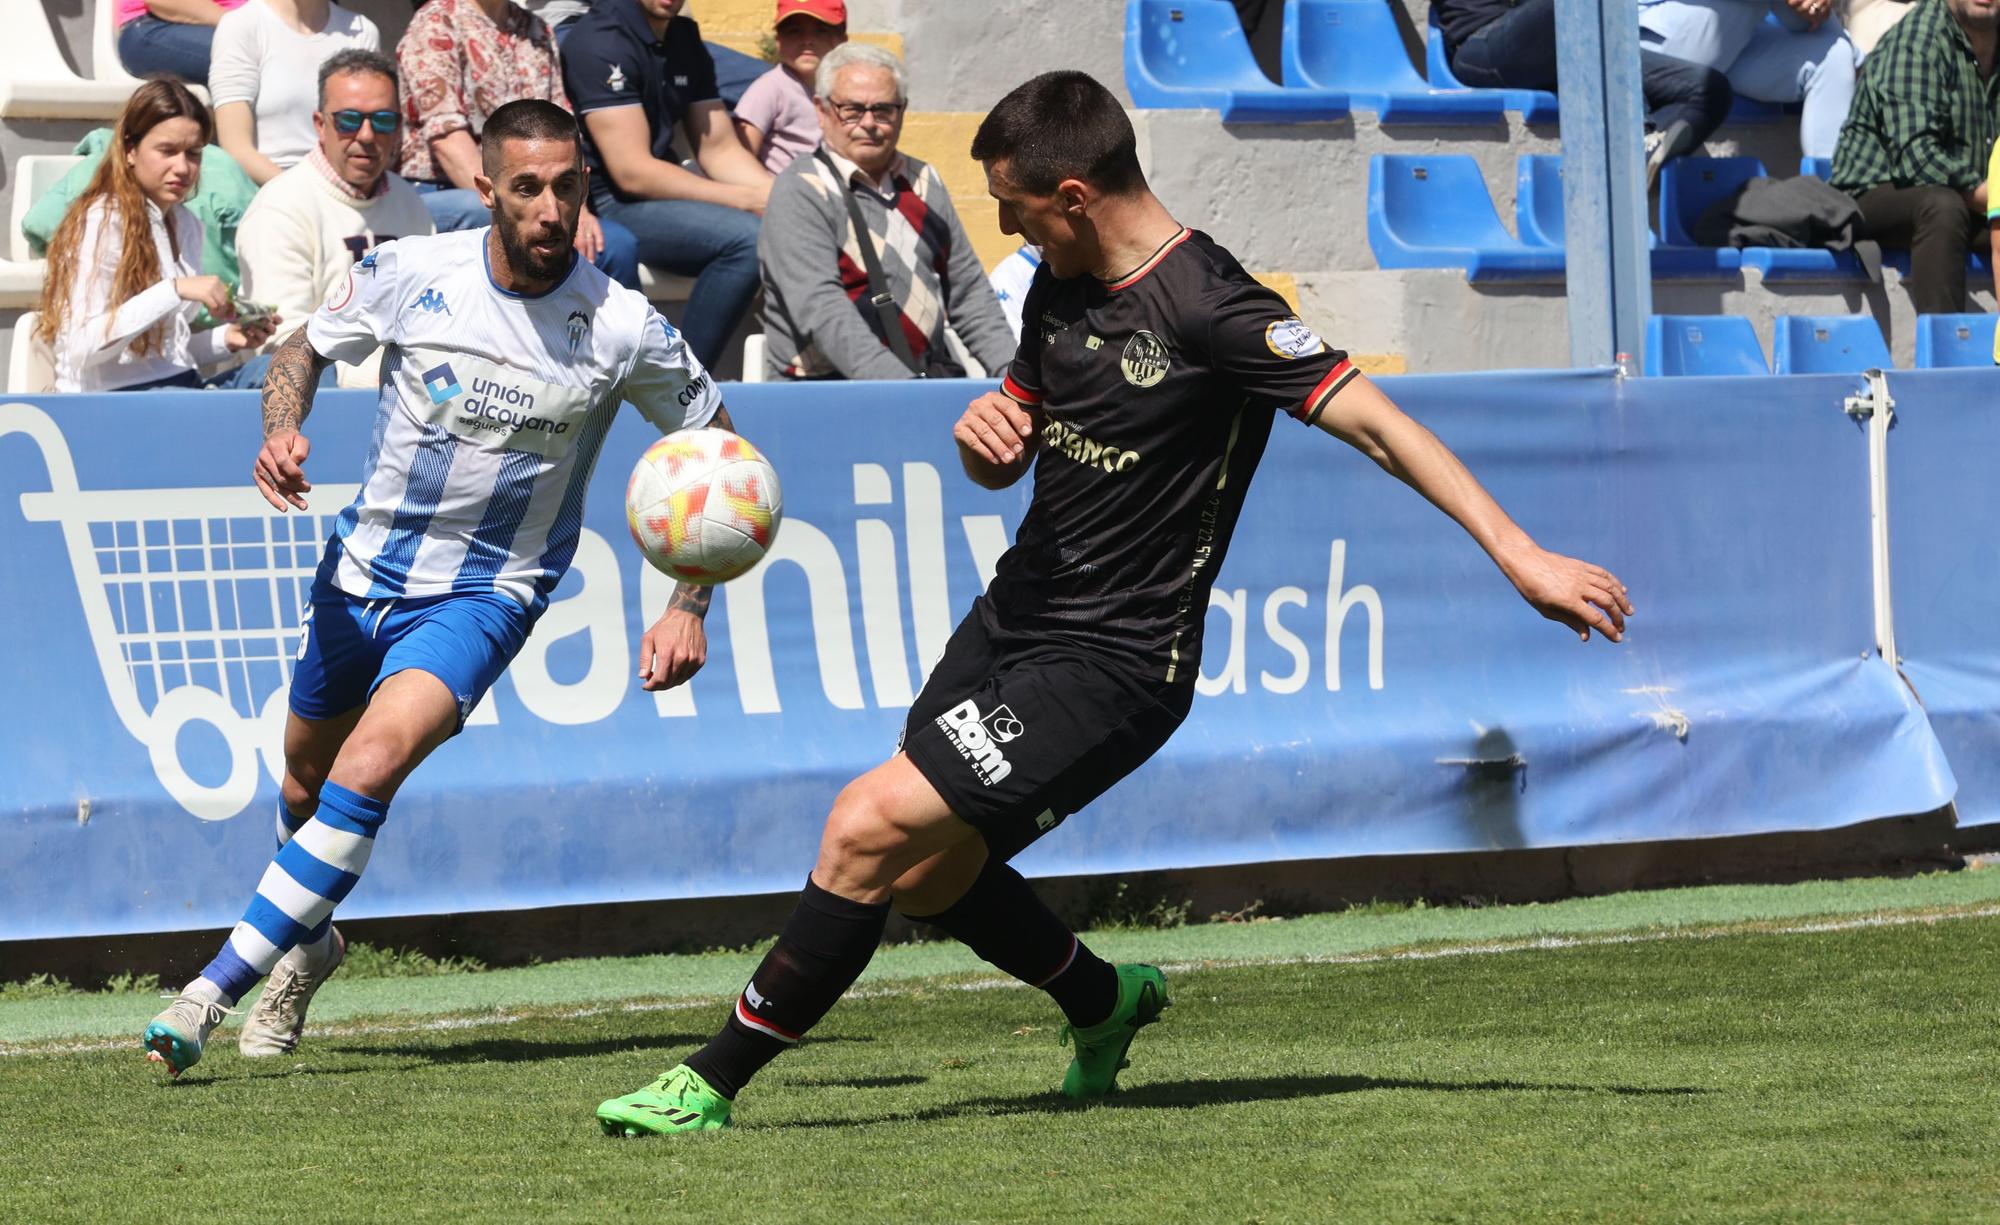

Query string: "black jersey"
[[985, 228, 1357, 684]]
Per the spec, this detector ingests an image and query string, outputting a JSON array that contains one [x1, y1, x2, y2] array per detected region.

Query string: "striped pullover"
[[756, 145, 1016, 380]]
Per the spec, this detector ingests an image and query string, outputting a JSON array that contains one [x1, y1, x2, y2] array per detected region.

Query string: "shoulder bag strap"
[[816, 148, 921, 374]]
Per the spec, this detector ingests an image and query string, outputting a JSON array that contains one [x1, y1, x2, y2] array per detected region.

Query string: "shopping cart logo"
[[423, 363, 462, 404], [3, 403, 359, 822]]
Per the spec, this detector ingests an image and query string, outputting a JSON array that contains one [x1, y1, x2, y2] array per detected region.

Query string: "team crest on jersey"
[[566, 309, 590, 358], [1121, 330, 1170, 388], [607, 63, 627, 91], [1265, 318, 1327, 359]]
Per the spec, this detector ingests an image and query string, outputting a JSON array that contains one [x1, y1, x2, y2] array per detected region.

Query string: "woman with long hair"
[[37, 78, 276, 392]]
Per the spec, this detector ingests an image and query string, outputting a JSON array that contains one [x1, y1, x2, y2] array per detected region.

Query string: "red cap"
[[775, 0, 846, 25]]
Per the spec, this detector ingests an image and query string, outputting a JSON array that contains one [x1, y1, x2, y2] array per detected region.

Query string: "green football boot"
[[597, 1064, 733, 1136], [1059, 963, 1170, 1099]]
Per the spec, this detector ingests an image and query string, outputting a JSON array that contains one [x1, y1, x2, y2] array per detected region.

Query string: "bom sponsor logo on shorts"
[[935, 698, 1024, 786]]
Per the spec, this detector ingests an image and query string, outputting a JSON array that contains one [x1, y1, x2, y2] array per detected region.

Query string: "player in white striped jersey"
[[143, 100, 735, 1076]]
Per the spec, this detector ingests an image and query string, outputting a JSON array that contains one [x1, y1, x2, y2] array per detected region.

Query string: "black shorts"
[[901, 603, 1190, 863]]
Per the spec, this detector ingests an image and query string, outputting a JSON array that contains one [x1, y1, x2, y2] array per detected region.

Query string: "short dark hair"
[[969, 71, 1143, 196], [317, 48, 399, 110], [481, 99, 582, 176]]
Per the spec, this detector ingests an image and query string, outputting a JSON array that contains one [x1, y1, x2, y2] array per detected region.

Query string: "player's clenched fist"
[[954, 390, 1037, 466], [253, 430, 313, 512]]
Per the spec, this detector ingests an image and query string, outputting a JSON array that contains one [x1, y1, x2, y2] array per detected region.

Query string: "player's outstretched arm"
[[636, 404, 733, 690], [1313, 374, 1633, 643], [253, 328, 331, 512], [954, 390, 1040, 489]]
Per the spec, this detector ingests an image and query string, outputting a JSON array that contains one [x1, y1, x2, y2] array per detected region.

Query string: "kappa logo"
[[745, 982, 769, 1009], [566, 309, 589, 358], [1121, 330, 1170, 388], [409, 287, 452, 315], [422, 363, 462, 404], [935, 699, 1024, 786], [607, 62, 627, 91]]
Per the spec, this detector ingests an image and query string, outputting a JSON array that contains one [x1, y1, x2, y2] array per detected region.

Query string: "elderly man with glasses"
[[234, 48, 435, 388], [758, 42, 1013, 380]]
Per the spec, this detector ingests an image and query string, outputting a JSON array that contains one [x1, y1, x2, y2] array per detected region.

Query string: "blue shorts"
[[289, 547, 534, 729]]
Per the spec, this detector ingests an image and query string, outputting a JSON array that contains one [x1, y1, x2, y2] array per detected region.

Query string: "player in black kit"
[[596, 70, 1633, 1135]]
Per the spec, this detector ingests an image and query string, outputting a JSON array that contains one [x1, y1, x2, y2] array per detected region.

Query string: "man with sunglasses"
[[757, 41, 1013, 380], [236, 48, 433, 389]]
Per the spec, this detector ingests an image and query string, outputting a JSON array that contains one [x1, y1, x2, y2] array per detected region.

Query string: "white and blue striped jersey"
[[305, 228, 719, 611]]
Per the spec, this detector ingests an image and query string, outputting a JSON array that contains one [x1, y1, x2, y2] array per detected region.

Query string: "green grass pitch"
[[5, 872, 2000, 1222]]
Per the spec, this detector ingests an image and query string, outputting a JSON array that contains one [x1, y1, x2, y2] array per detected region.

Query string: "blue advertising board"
[[0, 370, 1958, 940]]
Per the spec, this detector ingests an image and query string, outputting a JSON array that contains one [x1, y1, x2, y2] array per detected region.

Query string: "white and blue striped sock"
[[273, 797, 334, 951], [189, 783, 387, 1006]]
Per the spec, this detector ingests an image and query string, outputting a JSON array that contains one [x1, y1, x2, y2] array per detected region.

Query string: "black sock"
[[685, 877, 889, 1099], [916, 860, 1119, 1028]]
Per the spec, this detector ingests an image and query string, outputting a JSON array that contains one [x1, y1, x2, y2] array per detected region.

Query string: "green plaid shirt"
[[1830, 0, 2000, 195]]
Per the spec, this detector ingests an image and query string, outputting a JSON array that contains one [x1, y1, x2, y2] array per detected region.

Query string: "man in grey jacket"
[[756, 42, 1014, 379]]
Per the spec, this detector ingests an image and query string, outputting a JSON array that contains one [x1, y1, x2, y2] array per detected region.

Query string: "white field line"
[[8, 904, 1998, 1059]]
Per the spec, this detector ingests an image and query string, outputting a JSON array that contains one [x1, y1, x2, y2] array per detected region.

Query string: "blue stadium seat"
[[1913, 313, 1998, 368], [1661, 157, 1873, 280], [1772, 315, 1893, 373], [1282, 0, 1505, 123], [1423, 19, 1558, 123], [1514, 154, 1565, 249], [1644, 315, 1769, 376], [1125, 0, 1351, 122], [1367, 154, 1564, 280], [1517, 153, 1750, 279], [1799, 156, 1832, 180], [1659, 156, 1764, 246]]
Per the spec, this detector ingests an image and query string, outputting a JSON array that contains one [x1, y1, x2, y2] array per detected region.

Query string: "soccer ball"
[[625, 428, 783, 585]]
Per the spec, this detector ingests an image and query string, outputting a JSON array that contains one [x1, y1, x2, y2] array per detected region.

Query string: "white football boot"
[[238, 926, 347, 1057]]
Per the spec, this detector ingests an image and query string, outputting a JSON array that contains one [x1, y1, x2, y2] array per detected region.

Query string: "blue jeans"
[[1450, 0, 1735, 145], [595, 196, 760, 370], [116, 15, 215, 84], [412, 183, 641, 290], [1637, 0, 1858, 158]]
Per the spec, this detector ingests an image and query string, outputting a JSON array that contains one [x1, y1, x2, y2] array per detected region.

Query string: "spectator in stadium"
[[758, 43, 1014, 380], [1830, 0, 2000, 315], [564, 0, 773, 368], [21, 131, 258, 303], [115, 0, 249, 84], [211, 0, 382, 187], [236, 49, 433, 389], [36, 80, 274, 392], [989, 242, 1042, 340], [1434, 0, 1734, 184], [396, 0, 640, 288], [734, 0, 849, 173], [1637, 0, 1860, 160]]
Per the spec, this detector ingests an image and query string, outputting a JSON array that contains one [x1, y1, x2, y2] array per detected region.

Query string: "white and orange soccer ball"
[[625, 427, 783, 585]]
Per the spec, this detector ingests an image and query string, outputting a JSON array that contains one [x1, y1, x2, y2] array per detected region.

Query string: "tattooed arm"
[[252, 329, 333, 511]]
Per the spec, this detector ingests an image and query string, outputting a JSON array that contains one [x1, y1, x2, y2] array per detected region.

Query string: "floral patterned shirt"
[[397, 0, 569, 185]]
